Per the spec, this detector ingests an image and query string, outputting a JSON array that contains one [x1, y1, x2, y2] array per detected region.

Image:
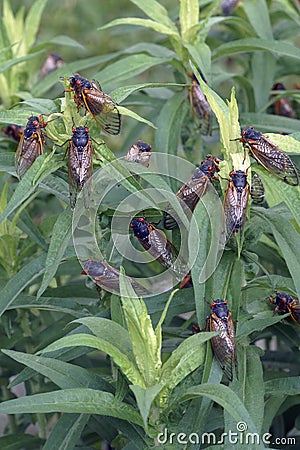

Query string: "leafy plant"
[[0, 1, 300, 449]]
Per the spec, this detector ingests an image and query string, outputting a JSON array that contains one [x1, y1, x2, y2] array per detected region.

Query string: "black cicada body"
[[250, 171, 265, 205], [269, 291, 300, 324], [3, 124, 24, 142], [221, 0, 241, 15], [240, 126, 299, 186], [163, 154, 222, 230], [67, 126, 93, 209], [189, 74, 213, 136], [15, 115, 47, 179], [40, 52, 64, 78], [125, 140, 152, 167], [270, 83, 295, 118], [67, 73, 121, 135], [206, 299, 237, 381], [81, 259, 146, 295], [130, 217, 188, 281], [223, 170, 249, 239]]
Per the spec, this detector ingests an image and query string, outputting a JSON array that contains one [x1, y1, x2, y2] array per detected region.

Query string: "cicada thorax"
[[270, 83, 295, 118], [81, 259, 147, 296], [206, 299, 237, 381], [130, 217, 188, 281], [221, 0, 241, 15], [67, 73, 121, 135], [269, 291, 300, 324], [3, 124, 24, 142], [15, 115, 48, 179], [240, 126, 299, 186], [223, 169, 249, 239], [125, 140, 152, 167], [189, 74, 213, 136], [163, 154, 222, 230], [67, 126, 93, 209], [250, 171, 265, 205]]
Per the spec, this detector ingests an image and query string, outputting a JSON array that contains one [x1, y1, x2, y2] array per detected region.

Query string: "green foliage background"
[[0, 0, 300, 449]]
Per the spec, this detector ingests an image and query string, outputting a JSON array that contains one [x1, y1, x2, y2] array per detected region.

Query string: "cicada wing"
[[223, 181, 249, 239], [82, 88, 121, 135], [190, 84, 213, 135], [289, 301, 300, 324], [248, 139, 299, 186], [209, 314, 236, 381], [15, 132, 44, 179]]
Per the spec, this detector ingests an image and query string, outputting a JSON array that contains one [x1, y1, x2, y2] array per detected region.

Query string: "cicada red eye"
[[239, 126, 299, 186], [223, 170, 249, 240], [67, 73, 121, 135], [269, 291, 300, 324], [206, 299, 237, 381]]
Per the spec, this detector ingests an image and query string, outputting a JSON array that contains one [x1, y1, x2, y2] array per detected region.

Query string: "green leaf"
[[240, 112, 300, 134], [180, 0, 199, 42], [252, 52, 276, 111], [185, 43, 211, 81], [110, 82, 187, 104], [154, 90, 188, 155], [37, 208, 73, 298], [95, 54, 169, 87], [120, 272, 162, 386], [0, 50, 45, 73], [118, 105, 156, 129], [99, 18, 179, 37], [242, 0, 273, 39], [265, 377, 300, 396], [43, 34, 84, 48], [0, 388, 143, 426], [129, 0, 177, 30], [0, 435, 43, 450], [213, 38, 300, 60], [130, 384, 162, 431], [24, 0, 48, 51], [0, 253, 46, 317], [43, 414, 89, 450]]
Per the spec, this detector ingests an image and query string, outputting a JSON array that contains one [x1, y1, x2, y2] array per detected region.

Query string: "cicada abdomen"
[[206, 299, 237, 381], [240, 126, 299, 186], [67, 126, 93, 209], [81, 259, 147, 296], [189, 74, 213, 136], [130, 217, 188, 282], [223, 170, 249, 239], [163, 154, 222, 230], [270, 83, 295, 118], [15, 115, 47, 179], [250, 171, 265, 205], [269, 291, 300, 324], [67, 73, 121, 135]]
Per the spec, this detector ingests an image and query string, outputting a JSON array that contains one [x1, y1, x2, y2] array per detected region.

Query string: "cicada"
[[125, 140, 152, 167], [81, 259, 147, 296], [269, 291, 300, 324], [163, 154, 222, 230], [15, 115, 48, 179], [189, 73, 213, 135], [130, 217, 188, 282], [3, 124, 24, 142], [224, 170, 249, 239], [206, 299, 237, 381], [66, 73, 121, 135], [270, 83, 295, 118], [250, 171, 265, 205], [221, 0, 241, 15], [66, 126, 93, 209], [239, 126, 299, 186], [40, 52, 64, 78]]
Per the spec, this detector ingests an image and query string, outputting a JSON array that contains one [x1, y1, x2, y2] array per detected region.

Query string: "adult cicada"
[[15, 115, 48, 179], [221, 0, 241, 15], [130, 217, 188, 282], [40, 52, 64, 78], [66, 126, 93, 209], [206, 299, 237, 381], [270, 83, 295, 118], [125, 140, 152, 167], [250, 171, 265, 205], [66, 73, 121, 135], [81, 259, 147, 296], [224, 170, 249, 239], [3, 124, 24, 142], [269, 291, 300, 324], [163, 154, 222, 230], [239, 126, 299, 186], [189, 73, 213, 136]]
